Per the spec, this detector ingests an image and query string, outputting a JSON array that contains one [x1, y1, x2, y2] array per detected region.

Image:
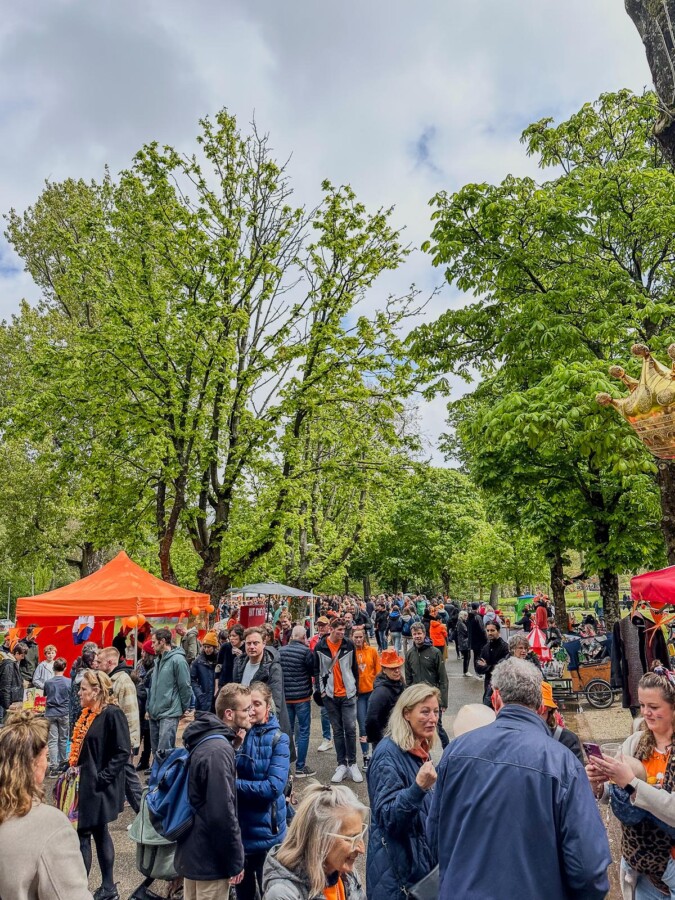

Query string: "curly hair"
[[0, 711, 48, 824], [634, 664, 675, 761]]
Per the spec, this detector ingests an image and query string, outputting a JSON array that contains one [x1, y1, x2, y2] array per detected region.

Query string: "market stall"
[[13, 551, 212, 666]]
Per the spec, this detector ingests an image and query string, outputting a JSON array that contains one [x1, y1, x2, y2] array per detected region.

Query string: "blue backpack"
[[146, 734, 226, 842]]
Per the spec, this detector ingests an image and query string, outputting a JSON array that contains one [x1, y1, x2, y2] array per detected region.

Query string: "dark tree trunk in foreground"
[[626, 0, 675, 165], [362, 575, 371, 599], [599, 569, 620, 628], [657, 459, 675, 564], [550, 550, 568, 633], [489, 583, 499, 604]]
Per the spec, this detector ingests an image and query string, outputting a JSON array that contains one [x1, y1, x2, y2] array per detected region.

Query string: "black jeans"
[[437, 718, 450, 749], [236, 850, 268, 900], [323, 695, 357, 766], [462, 650, 471, 674]]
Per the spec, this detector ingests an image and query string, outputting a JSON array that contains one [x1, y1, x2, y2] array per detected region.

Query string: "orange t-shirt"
[[327, 637, 346, 697], [639, 748, 675, 858], [324, 877, 346, 900], [356, 645, 381, 694]]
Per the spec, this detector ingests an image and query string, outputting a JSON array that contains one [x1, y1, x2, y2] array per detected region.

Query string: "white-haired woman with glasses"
[[262, 783, 367, 900], [366, 683, 439, 900]]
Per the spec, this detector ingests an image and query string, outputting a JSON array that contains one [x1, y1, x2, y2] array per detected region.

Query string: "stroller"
[[127, 792, 182, 900]]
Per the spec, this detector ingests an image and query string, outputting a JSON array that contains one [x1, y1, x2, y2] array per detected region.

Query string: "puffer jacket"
[[191, 651, 217, 712], [365, 673, 405, 746], [279, 640, 314, 702], [262, 845, 366, 900], [147, 646, 192, 720], [429, 619, 447, 648], [313, 635, 359, 700], [366, 736, 436, 900], [456, 620, 469, 654], [236, 713, 290, 852]]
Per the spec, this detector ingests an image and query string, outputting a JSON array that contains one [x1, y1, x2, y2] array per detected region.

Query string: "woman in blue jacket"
[[236, 681, 291, 900], [366, 684, 439, 900]]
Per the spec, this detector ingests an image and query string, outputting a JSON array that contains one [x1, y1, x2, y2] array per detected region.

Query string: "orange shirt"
[[324, 877, 346, 900], [356, 645, 380, 694], [327, 637, 346, 697]]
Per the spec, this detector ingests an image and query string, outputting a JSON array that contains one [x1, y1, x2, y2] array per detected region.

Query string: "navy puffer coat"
[[191, 651, 216, 712], [366, 736, 435, 900], [236, 713, 291, 852]]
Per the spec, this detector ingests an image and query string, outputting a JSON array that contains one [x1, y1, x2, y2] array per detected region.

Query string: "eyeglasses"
[[326, 823, 368, 851]]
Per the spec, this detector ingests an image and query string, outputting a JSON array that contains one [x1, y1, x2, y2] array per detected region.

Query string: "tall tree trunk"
[[657, 460, 675, 564], [625, 0, 675, 166], [401, 579, 409, 594], [599, 569, 620, 628], [550, 549, 567, 634], [362, 575, 371, 599], [344, 574, 350, 594], [489, 583, 499, 605], [441, 570, 451, 596], [514, 580, 522, 598], [478, 580, 484, 603]]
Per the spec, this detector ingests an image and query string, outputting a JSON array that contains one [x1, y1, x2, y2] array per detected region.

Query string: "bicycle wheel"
[[585, 679, 614, 709]]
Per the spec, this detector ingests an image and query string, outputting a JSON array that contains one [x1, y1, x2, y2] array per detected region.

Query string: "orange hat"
[[202, 632, 219, 648], [541, 682, 558, 710], [380, 648, 405, 668]]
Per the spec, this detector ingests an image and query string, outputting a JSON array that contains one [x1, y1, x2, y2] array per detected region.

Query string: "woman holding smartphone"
[[587, 665, 675, 899]]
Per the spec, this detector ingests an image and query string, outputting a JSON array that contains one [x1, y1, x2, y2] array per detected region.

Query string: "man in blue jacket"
[[427, 657, 611, 900]]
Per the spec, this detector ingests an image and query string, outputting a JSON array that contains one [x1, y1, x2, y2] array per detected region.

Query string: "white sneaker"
[[318, 739, 334, 752], [331, 764, 348, 783], [463, 672, 472, 677], [349, 764, 363, 783]]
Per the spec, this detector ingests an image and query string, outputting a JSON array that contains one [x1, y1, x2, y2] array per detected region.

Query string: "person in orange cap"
[[365, 648, 405, 749], [537, 680, 584, 763]]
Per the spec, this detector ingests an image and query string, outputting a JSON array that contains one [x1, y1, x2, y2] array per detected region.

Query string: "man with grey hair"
[[279, 624, 315, 778], [427, 658, 611, 900]]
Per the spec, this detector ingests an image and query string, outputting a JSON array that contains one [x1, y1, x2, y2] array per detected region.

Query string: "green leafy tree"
[[4, 111, 418, 596], [411, 90, 675, 621]]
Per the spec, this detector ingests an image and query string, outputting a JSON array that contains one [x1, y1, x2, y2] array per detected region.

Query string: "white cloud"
[[0, 0, 653, 460]]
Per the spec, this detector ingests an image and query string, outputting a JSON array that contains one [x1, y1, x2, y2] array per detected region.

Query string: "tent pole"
[[134, 624, 138, 668]]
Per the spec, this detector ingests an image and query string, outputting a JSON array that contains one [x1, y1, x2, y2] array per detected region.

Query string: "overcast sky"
[[0, 1, 651, 460]]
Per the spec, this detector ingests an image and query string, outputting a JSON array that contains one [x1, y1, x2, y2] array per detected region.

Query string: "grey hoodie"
[[262, 845, 366, 900]]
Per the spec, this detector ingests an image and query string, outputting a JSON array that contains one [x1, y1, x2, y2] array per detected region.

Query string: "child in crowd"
[[44, 657, 71, 775]]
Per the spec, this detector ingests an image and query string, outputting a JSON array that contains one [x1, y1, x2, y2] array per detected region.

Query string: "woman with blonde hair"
[[366, 683, 439, 900], [262, 783, 367, 900], [71, 669, 131, 900], [0, 710, 92, 899]]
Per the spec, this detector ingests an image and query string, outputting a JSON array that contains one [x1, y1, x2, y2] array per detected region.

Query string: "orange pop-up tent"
[[14, 551, 210, 664]]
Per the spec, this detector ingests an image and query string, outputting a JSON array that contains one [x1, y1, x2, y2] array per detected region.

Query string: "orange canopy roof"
[[16, 551, 210, 619]]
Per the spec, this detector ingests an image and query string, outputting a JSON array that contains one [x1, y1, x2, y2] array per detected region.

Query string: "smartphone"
[[583, 741, 603, 761]]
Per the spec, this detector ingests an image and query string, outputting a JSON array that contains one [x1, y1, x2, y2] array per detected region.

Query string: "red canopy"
[[631, 566, 675, 608], [16, 551, 210, 619]]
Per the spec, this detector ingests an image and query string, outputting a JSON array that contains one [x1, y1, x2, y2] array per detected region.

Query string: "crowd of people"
[[0, 590, 673, 899]]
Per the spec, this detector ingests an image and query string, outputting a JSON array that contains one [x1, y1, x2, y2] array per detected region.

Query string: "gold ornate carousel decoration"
[[596, 343, 675, 459]]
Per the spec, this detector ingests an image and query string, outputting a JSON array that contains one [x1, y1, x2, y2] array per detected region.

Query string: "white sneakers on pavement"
[[332, 764, 348, 783], [318, 739, 334, 752], [349, 764, 363, 783]]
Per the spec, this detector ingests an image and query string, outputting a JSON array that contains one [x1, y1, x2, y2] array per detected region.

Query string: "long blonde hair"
[[80, 669, 115, 711], [386, 683, 441, 751], [0, 711, 49, 824], [276, 784, 367, 896]]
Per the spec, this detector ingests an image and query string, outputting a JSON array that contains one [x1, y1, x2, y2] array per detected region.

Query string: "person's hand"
[[594, 754, 635, 790], [231, 871, 245, 886], [475, 658, 487, 668], [585, 762, 607, 797], [232, 648, 242, 657], [233, 728, 247, 749], [416, 760, 437, 791]]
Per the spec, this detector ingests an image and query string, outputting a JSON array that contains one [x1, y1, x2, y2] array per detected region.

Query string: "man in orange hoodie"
[[429, 607, 449, 660], [353, 627, 380, 768]]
